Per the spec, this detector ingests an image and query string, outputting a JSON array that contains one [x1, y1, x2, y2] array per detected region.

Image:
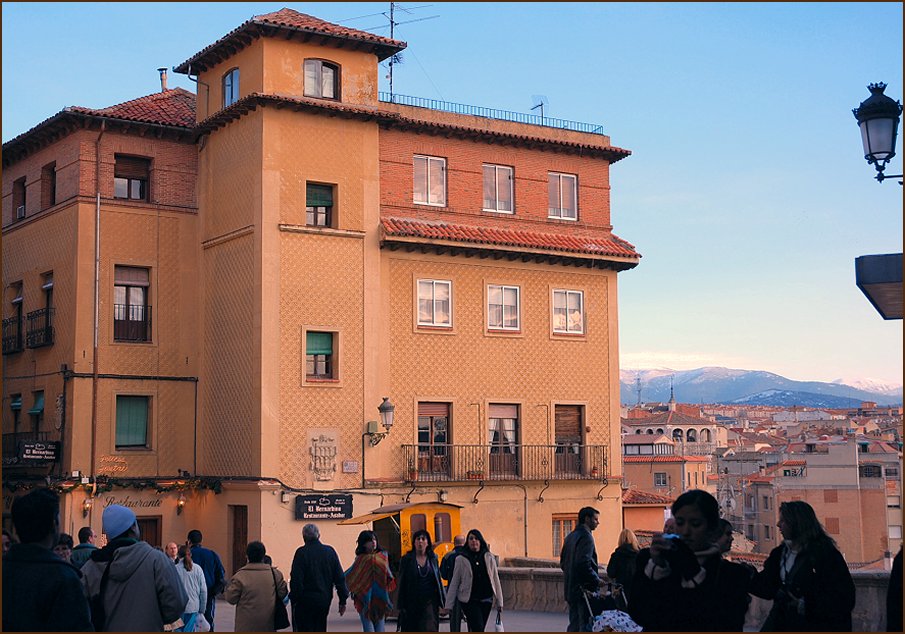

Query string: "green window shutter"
[[306, 184, 333, 207], [306, 331, 333, 355], [116, 396, 148, 447], [10, 395, 22, 410], [27, 392, 44, 415]]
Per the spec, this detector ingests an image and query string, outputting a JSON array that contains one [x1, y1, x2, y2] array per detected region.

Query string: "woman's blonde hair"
[[617, 528, 640, 551]]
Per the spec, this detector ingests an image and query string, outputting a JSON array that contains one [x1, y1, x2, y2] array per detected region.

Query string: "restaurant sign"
[[295, 493, 352, 520], [20, 441, 60, 462]]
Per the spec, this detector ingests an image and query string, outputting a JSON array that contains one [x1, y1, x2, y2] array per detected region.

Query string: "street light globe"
[[852, 83, 903, 174]]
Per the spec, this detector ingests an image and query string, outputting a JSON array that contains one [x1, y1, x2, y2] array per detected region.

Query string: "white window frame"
[[552, 289, 584, 334], [304, 59, 339, 99], [482, 164, 514, 213], [487, 284, 520, 331], [417, 279, 452, 327], [548, 172, 577, 220], [654, 472, 668, 487], [890, 525, 903, 540], [223, 68, 240, 107], [413, 155, 446, 206]]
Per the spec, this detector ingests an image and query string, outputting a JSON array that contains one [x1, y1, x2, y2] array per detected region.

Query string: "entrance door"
[[555, 405, 583, 474], [229, 505, 248, 575], [136, 516, 162, 548], [417, 403, 450, 477]]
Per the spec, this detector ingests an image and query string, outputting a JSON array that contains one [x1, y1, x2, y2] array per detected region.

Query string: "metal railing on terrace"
[[379, 93, 607, 135], [2, 316, 23, 354], [25, 308, 54, 348], [2, 431, 51, 460], [401, 443, 608, 482]]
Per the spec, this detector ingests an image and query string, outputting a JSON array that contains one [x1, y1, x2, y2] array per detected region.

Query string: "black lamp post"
[[852, 82, 903, 183]]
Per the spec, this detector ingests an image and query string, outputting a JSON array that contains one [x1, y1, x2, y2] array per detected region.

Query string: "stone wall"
[[498, 564, 893, 632]]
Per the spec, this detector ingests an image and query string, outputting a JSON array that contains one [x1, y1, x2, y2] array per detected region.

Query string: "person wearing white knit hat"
[[81, 504, 187, 631]]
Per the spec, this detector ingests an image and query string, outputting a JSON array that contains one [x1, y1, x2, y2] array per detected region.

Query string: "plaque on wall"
[[294, 493, 352, 520]]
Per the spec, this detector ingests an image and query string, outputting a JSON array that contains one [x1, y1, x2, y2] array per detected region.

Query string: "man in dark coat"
[[290, 523, 349, 631], [440, 534, 467, 631], [560, 506, 602, 632], [188, 529, 226, 630], [2, 487, 93, 631], [70, 526, 99, 569]]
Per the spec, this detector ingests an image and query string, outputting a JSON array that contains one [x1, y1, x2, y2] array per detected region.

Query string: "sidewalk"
[[212, 599, 567, 632]]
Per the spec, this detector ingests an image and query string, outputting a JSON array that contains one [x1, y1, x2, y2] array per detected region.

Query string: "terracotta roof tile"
[[380, 217, 640, 260], [623, 455, 709, 463], [67, 88, 196, 128], [621, 489, 675, 505], [175, 8, 405, 72]]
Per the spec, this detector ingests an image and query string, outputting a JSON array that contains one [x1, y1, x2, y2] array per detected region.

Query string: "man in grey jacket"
[[81, 505, 187, 631]]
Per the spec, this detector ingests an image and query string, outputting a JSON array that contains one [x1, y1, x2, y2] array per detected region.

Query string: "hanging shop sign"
[[295, 493, 352, 520], [19, 441, 60, 462]]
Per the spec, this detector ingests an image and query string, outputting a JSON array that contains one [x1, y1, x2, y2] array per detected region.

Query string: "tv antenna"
[[635, 375, 642, 406], [531, 95, 549, 123]]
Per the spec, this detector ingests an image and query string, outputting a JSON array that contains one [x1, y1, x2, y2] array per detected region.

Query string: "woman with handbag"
[[345, 530, 396, 632], [395, 530, 445, 632], [225, 541, 289, 632], [174, 545, 207, 632], [444, 529, 504, 632]]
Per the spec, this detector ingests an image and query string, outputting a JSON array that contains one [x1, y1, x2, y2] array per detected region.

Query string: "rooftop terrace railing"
[[379, 92, 607, 135]]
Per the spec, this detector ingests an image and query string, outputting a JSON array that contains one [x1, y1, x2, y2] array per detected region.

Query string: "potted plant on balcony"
[[590, 466, 599, 479], [466, 469, 484, 480]]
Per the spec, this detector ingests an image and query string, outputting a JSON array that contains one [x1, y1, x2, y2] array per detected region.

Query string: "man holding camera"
[[560, 507, 603, 632]]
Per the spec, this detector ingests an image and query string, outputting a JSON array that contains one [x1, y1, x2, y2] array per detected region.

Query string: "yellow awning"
[[337, 511, 398, 525]]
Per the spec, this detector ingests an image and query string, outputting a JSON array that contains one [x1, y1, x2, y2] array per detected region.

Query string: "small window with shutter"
[[306, 183, 334, 227], [114, 155, 150, 201], [306, 331, 336, 380]]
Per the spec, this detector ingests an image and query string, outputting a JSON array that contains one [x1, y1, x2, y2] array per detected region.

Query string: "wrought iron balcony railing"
[[401, 444, 608, 482], [113, 304, 152, 342], [2, 316, 23, 354], [25, 308, 54, 348]]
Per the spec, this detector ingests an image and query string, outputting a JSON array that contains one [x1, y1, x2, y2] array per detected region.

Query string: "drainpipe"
[[90, 120, 106, 498]]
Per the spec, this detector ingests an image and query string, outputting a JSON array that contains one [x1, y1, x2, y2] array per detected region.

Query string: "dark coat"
[[2, 542, 94, 631], [190, 544, 225, 594], [289, 540, 349, 609], [750, 540, 855, 632], [559, 524, 600, 602], [606, 544, 639, 588], [627, 547, 751, 632], [395, 550, 445, 626], [888, 548, 903, 632]]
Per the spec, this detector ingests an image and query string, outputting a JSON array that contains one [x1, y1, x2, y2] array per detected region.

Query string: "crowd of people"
[[2, 485, 903, 632]]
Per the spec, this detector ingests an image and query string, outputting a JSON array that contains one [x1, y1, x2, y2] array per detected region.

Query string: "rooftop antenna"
[[531, 94, 549, 124], [635, 375, 642, 406], [364, 3, 437, 101]]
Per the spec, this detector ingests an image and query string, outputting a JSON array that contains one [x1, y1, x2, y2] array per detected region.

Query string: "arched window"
[[687, 429, 697, 442], [222, 68, 240, 107], [635, 429, 642, 434], [647, 429, 654, 434], [656, 428, 664, 435], [701, 429, 711, 442], [304, 59, 340, 99], [672, 428, 684, 442]]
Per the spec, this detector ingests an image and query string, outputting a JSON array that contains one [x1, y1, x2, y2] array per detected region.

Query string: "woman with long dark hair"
[[444, 529, 504, 632], [395, 529, 445, 632], [627, 489, 751, 631], [345, 530, 395, 632], [174, 545, 207, 632], [750, 500, 855, 631]]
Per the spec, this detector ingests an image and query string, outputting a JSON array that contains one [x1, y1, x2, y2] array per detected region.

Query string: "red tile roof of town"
[[621, 488, 675, 505], [380, 217, 640, 260], [67, 88, 196, 128], [628, 411, 714, 427], [175, 8, 406, 73], [623, 455, 709, 463]]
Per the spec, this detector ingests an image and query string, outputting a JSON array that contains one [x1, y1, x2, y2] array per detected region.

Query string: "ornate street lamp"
[[852, 82, 903, 183]]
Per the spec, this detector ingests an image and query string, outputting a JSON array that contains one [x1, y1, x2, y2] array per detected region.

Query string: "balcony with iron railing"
[[400, 444, 608, 482], [25, 308, 54, 348], [113, 304, 152, 342], [379, 93, 607, 136], [2, 316, 23, 354]]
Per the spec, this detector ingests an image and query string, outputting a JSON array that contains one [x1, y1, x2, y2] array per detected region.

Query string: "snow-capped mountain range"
[[620, 367, 903, 407]]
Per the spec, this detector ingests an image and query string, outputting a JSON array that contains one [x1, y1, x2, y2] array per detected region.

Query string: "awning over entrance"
[[337, 502, 464, 525]]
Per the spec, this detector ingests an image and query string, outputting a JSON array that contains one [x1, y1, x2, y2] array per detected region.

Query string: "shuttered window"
[[114, 155, 149, 201], [116, 395, 149, 448], [306, 331, 335, 379], [306, 183, 334, 227], [554, 405, 582, 444]]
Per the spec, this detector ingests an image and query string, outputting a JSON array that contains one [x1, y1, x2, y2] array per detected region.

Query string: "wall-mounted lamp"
[[438, 489, 449, 503], [281, 491, 292, 504], [853, 82, 903, 183], [82, 497, 94, 518], [364, 397, 396, 447], [176, 491, 186, 515]]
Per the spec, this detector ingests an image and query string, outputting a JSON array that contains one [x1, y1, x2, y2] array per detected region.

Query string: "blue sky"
[[3, 2, 903, 386]]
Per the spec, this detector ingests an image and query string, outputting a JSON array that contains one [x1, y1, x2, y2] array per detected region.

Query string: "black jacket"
[[750, 540, 855, 632], [627, 547, 751, 632], [606, 544, 638, 588], [559, 524, 599, 602], [289, 540, 349, 609], [440, 545, 466, 582], [396, 551, 445, 612], [888, 548, 903, 632], [2, 542, 94, 631]]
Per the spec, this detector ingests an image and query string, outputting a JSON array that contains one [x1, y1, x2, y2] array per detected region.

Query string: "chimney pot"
[[158, 67, 168, 92]]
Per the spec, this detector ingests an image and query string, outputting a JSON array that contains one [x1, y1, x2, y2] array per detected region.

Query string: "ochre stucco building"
[[2, 9, 639, 572]]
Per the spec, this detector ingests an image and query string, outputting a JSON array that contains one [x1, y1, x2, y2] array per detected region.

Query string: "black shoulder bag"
[[272, 567, 291, 631]]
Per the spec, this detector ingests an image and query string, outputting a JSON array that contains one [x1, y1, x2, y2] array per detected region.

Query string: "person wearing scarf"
[[443, 529, 504, 632], [627, 490, 750, 631], [344, 531, 395, 632], [749, 500, 855, 631]]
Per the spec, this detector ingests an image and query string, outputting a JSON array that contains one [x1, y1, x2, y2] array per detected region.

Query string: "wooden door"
[[555, 405, 583, 474], [229, 505, 248, 575], [136, 515, 162, 548]]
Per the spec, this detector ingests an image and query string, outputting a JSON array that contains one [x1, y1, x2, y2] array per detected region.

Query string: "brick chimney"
[[158, 67, 168, 92]]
